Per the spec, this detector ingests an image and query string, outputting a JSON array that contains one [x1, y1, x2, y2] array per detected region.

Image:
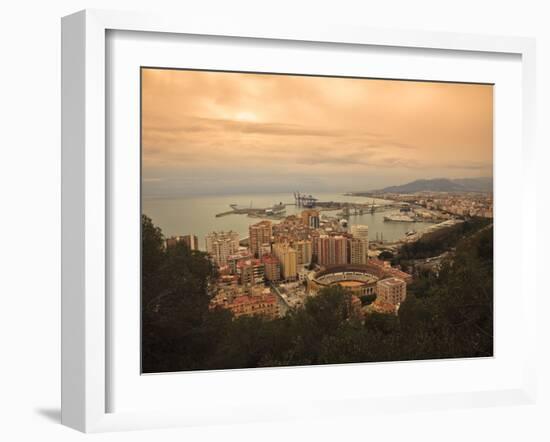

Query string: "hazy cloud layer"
[[142, 69, 493, 197]]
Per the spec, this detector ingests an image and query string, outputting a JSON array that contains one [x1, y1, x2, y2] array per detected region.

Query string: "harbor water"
[[142, 192, 435, 250]]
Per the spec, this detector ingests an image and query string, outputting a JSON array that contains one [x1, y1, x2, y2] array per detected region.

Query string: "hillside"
[[365, 177, 492, 194]]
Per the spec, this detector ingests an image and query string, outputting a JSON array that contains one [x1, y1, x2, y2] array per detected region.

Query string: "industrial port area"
[[215, 191, 420, 220]]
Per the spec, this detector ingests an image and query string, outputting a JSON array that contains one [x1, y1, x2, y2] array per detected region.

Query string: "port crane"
[[294, 192, 318, 208]]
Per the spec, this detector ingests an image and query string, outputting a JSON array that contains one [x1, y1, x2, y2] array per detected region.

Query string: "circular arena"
[[309, 264, 383, 296]]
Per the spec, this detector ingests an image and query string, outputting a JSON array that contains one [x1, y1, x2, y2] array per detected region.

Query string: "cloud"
[[145, 116, 348, 138], [141, 69, 493, 195], [442, 160, 492, 171]]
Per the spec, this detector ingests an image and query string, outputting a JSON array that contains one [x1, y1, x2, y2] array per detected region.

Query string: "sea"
[[142, 192, 435, 250]]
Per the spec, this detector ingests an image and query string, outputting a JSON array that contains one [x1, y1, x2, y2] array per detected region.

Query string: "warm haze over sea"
[[141, 68, 493, 198]]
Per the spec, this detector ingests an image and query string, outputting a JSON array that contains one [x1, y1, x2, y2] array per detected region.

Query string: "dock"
[[215, 203, 287, 219], [215, 210, 236, 218]]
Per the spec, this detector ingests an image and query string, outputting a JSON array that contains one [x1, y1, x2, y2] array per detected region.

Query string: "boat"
[[271, 203, 286, 213], [383, 213, 415, 222]]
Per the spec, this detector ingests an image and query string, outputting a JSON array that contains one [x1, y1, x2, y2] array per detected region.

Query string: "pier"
[[215, 203, 287, 219], [215, 210, 236, 218]]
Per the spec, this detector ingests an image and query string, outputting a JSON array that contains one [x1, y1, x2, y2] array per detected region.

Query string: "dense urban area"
[[142, 189, 493, 372]]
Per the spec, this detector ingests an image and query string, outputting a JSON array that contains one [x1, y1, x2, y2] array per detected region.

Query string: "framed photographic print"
[[140, 67, 494, 373], [61, 9, 537, 432]]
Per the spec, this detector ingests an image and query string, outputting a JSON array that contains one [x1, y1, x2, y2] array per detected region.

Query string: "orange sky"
[[142, 68, 493, 197]]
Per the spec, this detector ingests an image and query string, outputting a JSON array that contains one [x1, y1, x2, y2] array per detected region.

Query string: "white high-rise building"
[[205, 231, 240, 267], [249, 220, 272, 258], [350, 225, 369, 264], [351, 224, 369, 240], [349, 238, 368, 265], [293, 239, 312, 266], [272, 243, 298, 281]]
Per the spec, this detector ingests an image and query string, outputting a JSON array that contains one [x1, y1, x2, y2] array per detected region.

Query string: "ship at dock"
[[383, 213, 416, 222], [264, 203, 286, 216]]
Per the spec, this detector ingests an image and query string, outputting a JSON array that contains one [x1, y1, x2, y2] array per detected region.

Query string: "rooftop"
[[378, 277, 406, 287], [236, 258, 263, 268], [261, 254, 280, 264]]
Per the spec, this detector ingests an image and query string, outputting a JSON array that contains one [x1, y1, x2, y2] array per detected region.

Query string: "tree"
[[141, 215, 220, 373], [378, 250, 394, 260], [365, 312, 399, 335], [304, 286, 355, 332], [359, 294, 376, 305], [141, 214, 164, 305]]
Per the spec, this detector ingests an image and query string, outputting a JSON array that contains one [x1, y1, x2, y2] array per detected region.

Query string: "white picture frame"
[[61, 9, 537, 433]]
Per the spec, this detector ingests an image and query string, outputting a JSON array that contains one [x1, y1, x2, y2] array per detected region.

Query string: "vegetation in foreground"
[[393, 217, 491, 264], [141, 215, 493, 373]]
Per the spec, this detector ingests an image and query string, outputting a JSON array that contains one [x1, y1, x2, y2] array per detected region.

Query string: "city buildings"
[[350, 224, 369, 264], [228, 294, 279, 318], [165, 234, 199, 250], [205, 230, 240, 266], [258, 243, 272, 257], [262, 254, 281, 282], [385, 192, 493, 219], [217, 274, 240, 288], [249, 220, 272, 258], [293, 239, 312, 266], [350, 224, 369, 239], [376, 277, 407, 305], [206, 207, 417, 320], [228, 292, 279, 319], [272, 242, 298, 281], [315, 235, 348, 266], [165, 236, 180, 249], [227, 249, 254, 274], [301, 209, 320, 229], [272, 215, 310, 242], [273, 281, 308, 309], [369, 258, 413, 283], [210, 287, 279, 319], [237, 258, 265, 288], [181, 234, 199, 250], [349, 238, 366, 265]]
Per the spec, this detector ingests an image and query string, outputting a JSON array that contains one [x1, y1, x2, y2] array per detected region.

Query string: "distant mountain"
[[451, 177, 493, 192], [368, 177, 493, 194]]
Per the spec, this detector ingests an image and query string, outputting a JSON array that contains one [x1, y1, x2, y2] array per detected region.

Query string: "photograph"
[[140, 68, 494, 373]]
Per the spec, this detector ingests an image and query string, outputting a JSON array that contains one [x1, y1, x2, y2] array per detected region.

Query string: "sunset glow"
[[141, 69, 493, 197]]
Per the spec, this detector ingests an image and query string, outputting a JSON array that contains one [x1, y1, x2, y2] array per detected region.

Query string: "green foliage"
[[141, 215, 219, 372], [396, 217, 491, 262], [407, 269, 439, 298], [359, 294, 377, 305], [365, 312, 399, 335], [142, 215, 493, 373], [141, 214, 165, 306], [397, 225, 493, 359], [304, 286, 354, 330]]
